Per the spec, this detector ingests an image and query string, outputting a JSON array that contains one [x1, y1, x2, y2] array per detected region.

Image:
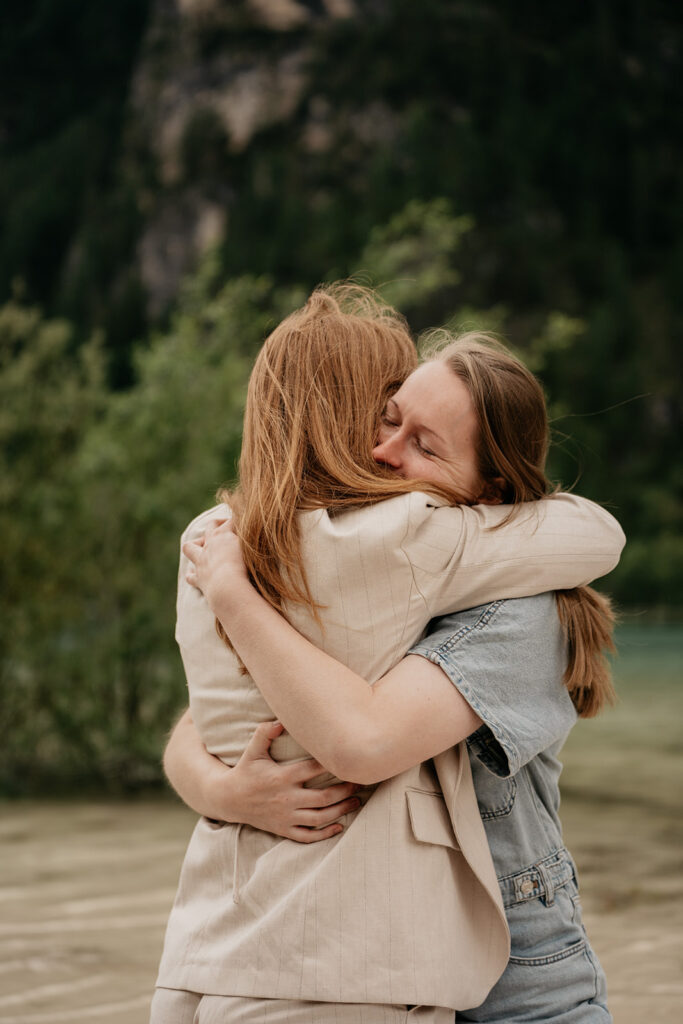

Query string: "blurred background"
[[0, 1, 681, 1022]]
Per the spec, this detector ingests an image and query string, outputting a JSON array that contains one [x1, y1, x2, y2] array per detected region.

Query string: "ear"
[[476, 476, 506, 505]]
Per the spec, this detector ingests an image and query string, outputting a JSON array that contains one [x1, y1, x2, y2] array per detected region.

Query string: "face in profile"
[[372, 361, 486, 504]]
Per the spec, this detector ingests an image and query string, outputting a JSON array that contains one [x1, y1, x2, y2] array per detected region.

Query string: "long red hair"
[[220, 293, 617, 717], [218, 284, 449, 635]]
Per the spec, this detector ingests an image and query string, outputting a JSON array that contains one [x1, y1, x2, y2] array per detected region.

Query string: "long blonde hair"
[[430, 333, 616, 718], [218, 284, 449, 633]]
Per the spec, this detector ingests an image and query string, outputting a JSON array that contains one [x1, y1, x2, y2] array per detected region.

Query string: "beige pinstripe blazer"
[[156, 492, 624, 1010]]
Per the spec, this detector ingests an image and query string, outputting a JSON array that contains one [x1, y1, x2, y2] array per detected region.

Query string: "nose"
[[372, 436, 402, 469]]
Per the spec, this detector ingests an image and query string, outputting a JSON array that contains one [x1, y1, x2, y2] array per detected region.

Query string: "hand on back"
[[183, 519, 250, 612], [165, 713, 360, 843]]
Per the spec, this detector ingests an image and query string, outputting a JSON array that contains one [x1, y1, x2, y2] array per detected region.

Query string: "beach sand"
[[1, 624, 680, 1022]]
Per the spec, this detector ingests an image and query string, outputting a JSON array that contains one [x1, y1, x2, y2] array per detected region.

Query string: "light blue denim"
[[411, 594, 611, 1023]]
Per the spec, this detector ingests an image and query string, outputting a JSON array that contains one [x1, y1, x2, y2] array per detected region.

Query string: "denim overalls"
[[412, 594, 612, 1023]]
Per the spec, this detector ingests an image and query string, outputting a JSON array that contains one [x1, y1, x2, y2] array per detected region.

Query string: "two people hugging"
[[151, 285, 622, 1024]]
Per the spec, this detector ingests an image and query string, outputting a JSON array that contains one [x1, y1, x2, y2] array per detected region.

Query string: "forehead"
[[393, 361, 475, 433]]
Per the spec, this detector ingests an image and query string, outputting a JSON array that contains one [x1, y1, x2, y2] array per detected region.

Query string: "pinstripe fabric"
[[150, 987, 453, 1023], [155, 492, 624, 1011]]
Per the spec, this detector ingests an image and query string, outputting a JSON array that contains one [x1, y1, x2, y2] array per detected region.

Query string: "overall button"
[[520, 879, 537, 895]]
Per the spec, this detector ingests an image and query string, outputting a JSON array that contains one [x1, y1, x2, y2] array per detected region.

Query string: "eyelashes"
[[380, 417, 435, 458], [415, 440, 435, 457]]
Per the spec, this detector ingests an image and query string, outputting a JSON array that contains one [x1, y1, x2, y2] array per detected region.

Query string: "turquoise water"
[[613, 620, 682, 678], [562, 621, 682, 807]]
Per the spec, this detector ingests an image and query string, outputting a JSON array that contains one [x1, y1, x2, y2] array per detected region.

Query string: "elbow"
[[615, 521, 627, 559], [317, 724, 393, 786], [162, 741, 180, 790], [601, 518, 627, 575], [344, 762, 392, 787], [332, 757, 386, 787], [161, 733, 174, 781], [317, 746, 377, 787], [583, 502, 626, 579], [568, 496, 627, 575]]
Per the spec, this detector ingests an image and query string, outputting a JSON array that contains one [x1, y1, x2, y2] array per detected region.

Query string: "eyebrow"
[[387, 397, 448, 447]]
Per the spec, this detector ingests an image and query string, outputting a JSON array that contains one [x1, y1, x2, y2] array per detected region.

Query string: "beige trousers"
[[150, 987, 453, 1023]]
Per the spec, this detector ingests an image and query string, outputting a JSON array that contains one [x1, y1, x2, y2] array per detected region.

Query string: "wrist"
[[194, 754, 238, 823], [210, 578, 262, 631], [220, 757, 254, 826], [204, 572, 251, 621]]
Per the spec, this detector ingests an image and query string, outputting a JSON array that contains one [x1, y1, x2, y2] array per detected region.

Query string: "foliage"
[[0, 298, 106, 790], [0, 1, 151, 364], [354, 199, 682, 578], [355, 199, 473, 315], [1, 1, 680, 790], [0, 273, 301, 792], [2, 2, 680, 369], [2, 193, 681, 792]]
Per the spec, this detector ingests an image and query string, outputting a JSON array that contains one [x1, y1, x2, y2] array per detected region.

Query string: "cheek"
[[466, 447, 485, 492], [419, 459, 481, 503]]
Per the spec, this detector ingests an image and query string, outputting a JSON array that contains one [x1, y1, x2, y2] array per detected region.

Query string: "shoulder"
[[180, 503, 231, 545], [414, 596, 575, 776], [416, 595, 569, 721], [298, 491, 451, 538], [425, 593, 564, 655], [298, 494, 472, 583]]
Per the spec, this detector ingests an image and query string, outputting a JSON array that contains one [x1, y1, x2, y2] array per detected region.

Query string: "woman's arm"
[[182, 494, 624, 786], [185, 526, 482, 785], [164, 708, 361, 840], [405, 492, 626, 617]]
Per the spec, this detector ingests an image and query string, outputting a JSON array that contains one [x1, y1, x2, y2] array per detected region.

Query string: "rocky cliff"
[[131, 0, 363, 313]]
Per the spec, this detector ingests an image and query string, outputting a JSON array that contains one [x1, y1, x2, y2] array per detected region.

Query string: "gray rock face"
[[131, 0, 358, 314]]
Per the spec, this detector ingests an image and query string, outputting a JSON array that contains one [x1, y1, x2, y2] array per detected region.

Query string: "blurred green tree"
[[1, 197, 679, 794], [0, 297, 106, 790], [0, 271, 302, 791]]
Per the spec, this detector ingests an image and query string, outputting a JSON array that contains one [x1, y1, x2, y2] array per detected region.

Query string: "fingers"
[[295, 781, 358, 807], [244, 720, 284, 758], [288, 757, 327, 783], [294, 798, 360, 827], [186, 570, 199, 589], [182, 540, 201, 564], [288, 823, 344, 844], [216, 519, 236, 535], [286, 794, 362, 842], [205, 518, 228, 536], [203, 518, 236, 542]]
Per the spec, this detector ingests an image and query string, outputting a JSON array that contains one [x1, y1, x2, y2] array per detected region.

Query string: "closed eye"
[[415, 438, 436, 457]]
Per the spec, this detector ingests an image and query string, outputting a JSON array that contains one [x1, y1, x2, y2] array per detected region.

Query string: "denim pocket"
[[459, 945, 609, 1023], [507, 879, 586, 966], [458, 879, 611, 1023], [472, 770, 517, 820]]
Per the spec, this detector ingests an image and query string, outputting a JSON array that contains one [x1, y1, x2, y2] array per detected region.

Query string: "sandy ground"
[[1, 623, 681, 1022], [0, 790, 680, 1024]]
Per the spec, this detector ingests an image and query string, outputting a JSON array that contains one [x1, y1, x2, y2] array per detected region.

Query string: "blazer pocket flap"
[[406, 788, 459, 850]]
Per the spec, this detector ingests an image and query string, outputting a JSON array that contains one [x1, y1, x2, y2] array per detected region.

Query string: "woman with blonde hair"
[[152, 285, 621, 1023]]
